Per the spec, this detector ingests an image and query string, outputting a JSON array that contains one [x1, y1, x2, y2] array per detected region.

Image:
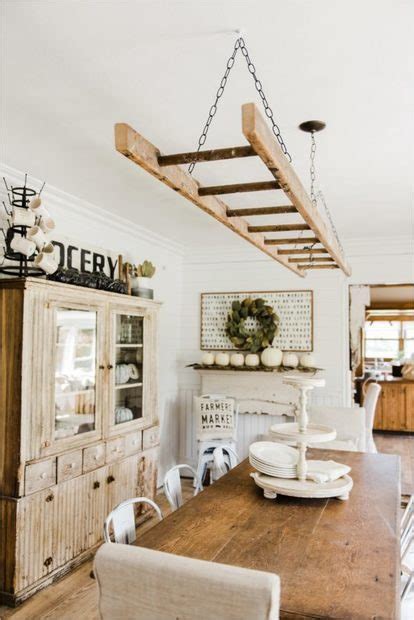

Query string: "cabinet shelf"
[[114, 382, 143, 390]]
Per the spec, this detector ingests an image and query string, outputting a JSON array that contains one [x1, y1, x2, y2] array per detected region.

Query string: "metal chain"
[[308, 131, 344, 255], [309, 132, 317, 208], [188, 37, 291, 173]]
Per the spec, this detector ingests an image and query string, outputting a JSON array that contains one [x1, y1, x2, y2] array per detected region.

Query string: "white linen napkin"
[[306, 460, 351, 484]]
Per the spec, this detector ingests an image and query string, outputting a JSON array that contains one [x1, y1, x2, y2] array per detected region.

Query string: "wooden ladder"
[[114, 103, 351, 277]]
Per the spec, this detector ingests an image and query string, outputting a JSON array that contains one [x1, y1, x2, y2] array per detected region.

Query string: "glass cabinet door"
[[111, 313, 144, 427], [54, 307, 98, 440]]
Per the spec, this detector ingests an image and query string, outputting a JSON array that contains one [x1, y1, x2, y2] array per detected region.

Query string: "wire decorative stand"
[[0, 175, 45, 277]]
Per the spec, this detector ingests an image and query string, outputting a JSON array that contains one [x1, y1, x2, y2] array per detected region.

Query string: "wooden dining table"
[[138, 449, 401, 619]]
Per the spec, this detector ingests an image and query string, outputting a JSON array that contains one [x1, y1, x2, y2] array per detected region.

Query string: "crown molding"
[[0, 163, 185, 256]]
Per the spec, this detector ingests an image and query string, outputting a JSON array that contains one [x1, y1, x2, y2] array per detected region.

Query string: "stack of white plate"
[[249, 441, 298, 479]]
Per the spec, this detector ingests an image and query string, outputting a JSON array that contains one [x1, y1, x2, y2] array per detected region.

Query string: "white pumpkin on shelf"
[[261, 347, 283, 368], [282, 352, 299, 368], [215, 352, 230, 367], [201, 352, 215, 366], [230, 353, 245, 367], [300, 353, 316, 368], [245, 353, 260, 367]]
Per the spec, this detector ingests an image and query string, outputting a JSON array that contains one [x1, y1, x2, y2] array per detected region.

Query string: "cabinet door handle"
[[93, 481, 100, 489], [45, 493, 54, 502], [107, 475, 115, 484], [107, 364, 114, 370], [44, 556, 53, 567], [98, 365, 105, 370]]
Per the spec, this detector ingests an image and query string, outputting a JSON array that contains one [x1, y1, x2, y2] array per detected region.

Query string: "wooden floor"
[[1, 432, 412, 620]]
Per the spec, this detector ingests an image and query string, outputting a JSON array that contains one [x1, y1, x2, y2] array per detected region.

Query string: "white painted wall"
[[177, 236, 414, 462], [0, 164, 184, 479]]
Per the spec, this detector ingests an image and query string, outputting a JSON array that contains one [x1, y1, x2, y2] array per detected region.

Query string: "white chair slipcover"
[[94, 543, 280, 620]]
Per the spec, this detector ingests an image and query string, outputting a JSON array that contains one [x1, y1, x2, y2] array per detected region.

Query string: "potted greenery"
[[131, 260, 156, 299]]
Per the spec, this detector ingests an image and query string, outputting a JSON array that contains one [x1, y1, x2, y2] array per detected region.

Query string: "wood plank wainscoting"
[[0, 278, 161, 606]]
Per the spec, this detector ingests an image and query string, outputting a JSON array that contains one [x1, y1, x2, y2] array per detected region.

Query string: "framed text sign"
[[200, 290, 313, 352]]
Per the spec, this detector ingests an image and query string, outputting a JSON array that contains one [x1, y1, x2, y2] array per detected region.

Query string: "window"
[[364, 314, 414, 360]]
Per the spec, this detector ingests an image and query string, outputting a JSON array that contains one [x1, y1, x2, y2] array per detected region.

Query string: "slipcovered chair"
[[307, 405, 367, 452], [94, 543, 280, 620]]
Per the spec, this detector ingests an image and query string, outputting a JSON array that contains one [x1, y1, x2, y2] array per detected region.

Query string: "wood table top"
[[138, 449, 401, 620]]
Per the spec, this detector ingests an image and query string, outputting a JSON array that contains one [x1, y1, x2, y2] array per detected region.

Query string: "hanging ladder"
[[114, 102, 351, 277]]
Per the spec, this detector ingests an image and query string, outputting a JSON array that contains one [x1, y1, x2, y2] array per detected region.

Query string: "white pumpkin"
[[282, 352, 299, 368], [201, 352, 215, 366], [261, 347, 283, 368], [230, 353, 245, 367], [300, 353, 316, 368], [245, 353, 260, 367], [215, 352, 230, 367]]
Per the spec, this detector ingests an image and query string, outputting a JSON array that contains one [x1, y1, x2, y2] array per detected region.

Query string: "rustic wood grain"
[[0, 278, 161, 606], [242, 103, 351, 276], [227, 206, 297, 216], [158, 145, 256, 165], [372, 382, 414, 432], [114, 122, 304, 277], [248, 223, 310, 233], [0, 287, 24, 497], [138, 450, 400, 620], [198, 180, 280, 195]]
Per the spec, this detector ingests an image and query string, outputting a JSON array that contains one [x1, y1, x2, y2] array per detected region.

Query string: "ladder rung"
[[299, 264, 339, 270], [158, 145, 256, 166], [289, 257, 334, 263], [227, 206, 297, 217], [264, 237, 319, 246], [277, 249, 328, 255], [199, 181, 280, 196], [248, 224, 310, 233]]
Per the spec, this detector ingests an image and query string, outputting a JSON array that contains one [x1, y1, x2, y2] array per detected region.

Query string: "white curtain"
[[349, 285, 371, 371]]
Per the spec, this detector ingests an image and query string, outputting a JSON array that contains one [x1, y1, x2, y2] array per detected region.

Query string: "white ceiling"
[[2, 0, 413, 250]]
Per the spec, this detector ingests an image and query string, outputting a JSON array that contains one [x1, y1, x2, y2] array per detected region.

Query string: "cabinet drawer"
[[57, 450, 82, 482], [125, 431, 142, 456], [25, 459, 56, 495], [83, 443, 106, 473], [143, 425, 160, 450], [106, 437, 125, 464]]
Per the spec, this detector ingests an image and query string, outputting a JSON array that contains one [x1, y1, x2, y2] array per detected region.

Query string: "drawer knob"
[[98, 364, 105, 370], [93, 481, 100, 489], [107, 475, 115, 484], [40, 472, 47, 479], [45, 493, 54, 502], [107, 364, 114, 370], [94, 455, 99, 460], [70, 462, 76, 468], [44, 556, 53, 567]]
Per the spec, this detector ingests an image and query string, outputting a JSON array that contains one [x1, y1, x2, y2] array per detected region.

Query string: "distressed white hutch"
[[0, 278, 160, 605]]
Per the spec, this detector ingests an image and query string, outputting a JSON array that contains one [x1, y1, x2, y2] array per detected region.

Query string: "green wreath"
[[225, 297, 279, 353]]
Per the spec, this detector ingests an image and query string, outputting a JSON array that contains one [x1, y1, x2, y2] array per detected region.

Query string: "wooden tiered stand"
[[252, 375, 353, 501], [115, 103, 351, 277]]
